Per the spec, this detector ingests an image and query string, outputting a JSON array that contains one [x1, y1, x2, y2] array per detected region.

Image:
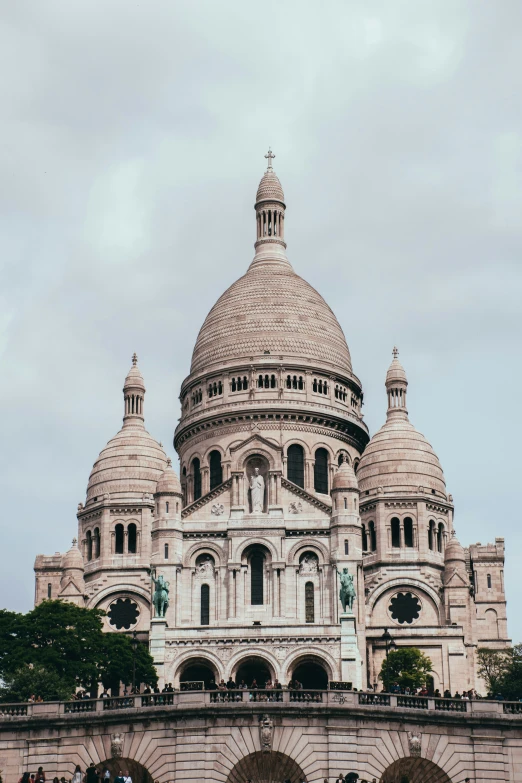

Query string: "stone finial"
[[167, 458, 172, 467], [72, 537, 77, 546], [264, 147, 275, 171], [132, 352, 138, 366], [392, 346, 399, 359]]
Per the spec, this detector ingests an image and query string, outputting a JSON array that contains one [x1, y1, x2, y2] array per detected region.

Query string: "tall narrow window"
[[209, 450, 223, 490], [428, 520, 435, 550], [115, 524, 124, 554], [86, 530, 93, 561], [166, 501, 169, 514], [305, 581, 314, 623], [369, 521, 377, 552], [487, 574, 492, 589], [437, 523, 444, 553], [314, 448, 329, 494], [164, 544, 169, 560], [250, 552, 264, 605], [128, 523, 137, 554], [362, 524, 368, 552], [391, 518, 401, 548], [287, 444, 305, 488], [47, 583, 52, 599], [404, 517, 414, 548], [93, 527, 100, 558], [344, 540, 349, 555], [193, 458, 202, 501], [200, 584, 210, 625]]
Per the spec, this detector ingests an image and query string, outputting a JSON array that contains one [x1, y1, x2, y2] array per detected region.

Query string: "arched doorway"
[[235, 656, 273, 688], [291, 658, 329, 689], [381, 757, 452, 783], [178, 658, 218, 689], [226, 751, 306, 783], [99, 759, 152, 783]]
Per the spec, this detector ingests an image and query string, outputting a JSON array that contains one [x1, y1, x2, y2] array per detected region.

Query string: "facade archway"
[[381, 757, 452, 783], [226, 751, 306, 783], [99, 759, 152, 783], [233, 655, 274, 687], [178, 657, 218, 688], [289, 654, 330, 688]]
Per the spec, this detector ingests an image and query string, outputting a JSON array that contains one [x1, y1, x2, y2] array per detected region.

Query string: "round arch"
[[235, 537, 278, 562], [226, 751, 306, 783], [368, 577, 442, 614], [381, 757, 452, 783], [171, 652, 223, 687], [229, 650, 278, 685], [286, 537, 329, 566], [237, 445, 278, 470], [311, 440, 336, 461], [283, 649, 337, 684], [283, 437, 312, 457], [183, 540, 226, 568], [202, 442, 226, 464], [88, 585, 151, 611], [98, 759, 152, 783]]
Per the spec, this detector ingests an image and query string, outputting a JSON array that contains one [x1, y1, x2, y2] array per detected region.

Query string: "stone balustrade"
[[1, 691, 520, 720]]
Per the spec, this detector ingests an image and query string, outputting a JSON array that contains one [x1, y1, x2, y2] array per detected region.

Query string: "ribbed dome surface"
[[86, 422, 167, 503], [256, 170, 285, 203], [61, 540, 84, 571], [190, 263, 352, 375], [332, 461, 358, 491], [357, 417, 446, 495], [156, 459, 182, 495]]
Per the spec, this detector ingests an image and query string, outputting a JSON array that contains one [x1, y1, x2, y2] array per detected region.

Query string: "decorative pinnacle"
[[132, 352, 138, 366], [392, 346, 399, 359], [72, 537, 77, 546], [265, 148, 275, 171], [167, 458, 172, 467]]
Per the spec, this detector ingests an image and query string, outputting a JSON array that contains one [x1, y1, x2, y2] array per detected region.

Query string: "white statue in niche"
[[299, 553, 319, 575], [249, 467, 265, 513], [195, 556, 215, 579]]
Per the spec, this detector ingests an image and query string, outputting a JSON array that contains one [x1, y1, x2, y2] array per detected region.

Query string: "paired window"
[[191, 388, 202, 405], [362, 522, 377, 552], [257, 374, 277, 388], [428, 520, 445, 553], [114, 522, 138, 555], [207, 381, 223, 398], [391, 517, 415, 549], [312, 378, 328, 394], [314, 448, 329, 494], [231, 376, 248, 392], [334, 384, 347, 402], [287, 444, 305, 488], [286, 374, 304, 390], [85, 527, 100, 561]]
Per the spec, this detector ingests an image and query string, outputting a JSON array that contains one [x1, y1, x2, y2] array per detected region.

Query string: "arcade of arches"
[[176, 655, 329, 688]]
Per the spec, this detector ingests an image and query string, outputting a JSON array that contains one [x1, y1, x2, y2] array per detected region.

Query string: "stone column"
[[305, 459, 314, 492], [202, 467, 210, 496]]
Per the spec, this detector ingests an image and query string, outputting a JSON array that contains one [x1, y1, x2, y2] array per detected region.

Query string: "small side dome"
[[332, 460, 358, 491], [256, 170, 285, 204], [444, 533, 466, 564], [156, 458, 182, 495], [61, 538, 84, 572]]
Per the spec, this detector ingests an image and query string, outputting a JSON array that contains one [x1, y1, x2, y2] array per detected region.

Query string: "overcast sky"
[[0, 1, 521, 640]]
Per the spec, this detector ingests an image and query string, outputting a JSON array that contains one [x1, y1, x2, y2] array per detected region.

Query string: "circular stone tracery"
[[388, 592, 421, 625], [108, 597, 140, 630]]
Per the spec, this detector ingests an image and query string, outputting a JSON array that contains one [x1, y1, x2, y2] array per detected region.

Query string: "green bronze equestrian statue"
[[336, 566, 356, 613]]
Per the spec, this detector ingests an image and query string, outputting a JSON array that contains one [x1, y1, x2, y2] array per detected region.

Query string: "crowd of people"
[[17, 765, 133, 783]]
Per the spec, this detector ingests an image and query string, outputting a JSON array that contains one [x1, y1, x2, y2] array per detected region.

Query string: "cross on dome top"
[[132, 352, 138, 366], [264, 148, 275, 171], [392, 346, 399, 359]]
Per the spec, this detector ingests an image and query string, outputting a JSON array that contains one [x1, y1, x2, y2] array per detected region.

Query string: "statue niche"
[[245, 455, 268, 514]]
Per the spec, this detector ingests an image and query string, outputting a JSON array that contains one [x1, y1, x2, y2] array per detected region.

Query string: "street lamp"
[[381, 628, 396, 658], [132, 631, 138, 692]]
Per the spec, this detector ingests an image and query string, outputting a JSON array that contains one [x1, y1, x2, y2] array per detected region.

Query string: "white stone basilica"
[[34, 155, 509, 695]]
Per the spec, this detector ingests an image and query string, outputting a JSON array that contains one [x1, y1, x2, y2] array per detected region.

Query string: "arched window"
[[305, 582, 314, 623], [314, 448, 329, 494], [193, 458, 202, 501], [166, 501, 169, 514], [437, 523, 444, 553], [313, 379, 318, 392], [115, 524, 124, 554], [128, 523, 137, 554], [250, 552, 264, 605], [286, 375, 292, 389], [86, 530, 92, 561], [362, 524, 368, 552], [487, 574, 492, 589], [164, 543, 169, 560], [271, 374, 276, 388], [47, 583, 52, 599], [391, 517, 401, 548], [404, 517, 414, 548], [209, 450, 223, 490], [344, 540, 349, 555], [298, 376, 304, 390], [200, 584, 210, 625], [287, 444, 305, 488], [93, 527, 100, 558], [428, 520, 435, 550], [231, 378, 237, 392], [369, 521, 377, 552]]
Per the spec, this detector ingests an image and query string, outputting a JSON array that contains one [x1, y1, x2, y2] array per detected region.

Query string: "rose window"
[[388, 592, 421, 624], [108, 598, 140, 630]]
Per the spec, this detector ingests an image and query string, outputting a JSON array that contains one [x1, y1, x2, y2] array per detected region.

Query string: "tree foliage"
[[477, 645, 522, 700], [0, 601, 157, 698], [0, 665, 74, 703], [379, 647, 433, 690]]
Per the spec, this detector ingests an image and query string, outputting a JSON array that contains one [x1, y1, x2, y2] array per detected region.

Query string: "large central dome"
[[190, 160, 352, 377], [190, 261, 352, 375]]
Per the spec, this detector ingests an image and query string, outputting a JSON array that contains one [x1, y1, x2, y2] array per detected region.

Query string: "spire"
[[123, 353, 146, 426], [251, 150, 291, 270], [385, 347, 408, 420]]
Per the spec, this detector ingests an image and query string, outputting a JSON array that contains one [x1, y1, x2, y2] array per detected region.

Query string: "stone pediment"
[[58, 578, 83, 597], [281, 477, 331, 515], [229, 433, 283, 456], [182, 477, 232, 519], [443, 569, 469, 588]]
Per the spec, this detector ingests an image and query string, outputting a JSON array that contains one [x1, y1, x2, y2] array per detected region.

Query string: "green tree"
[[476, 647, 512, 695], [379, 647, 433, 691], [0, 665, 74, 703], [0, 601, 157, 697]]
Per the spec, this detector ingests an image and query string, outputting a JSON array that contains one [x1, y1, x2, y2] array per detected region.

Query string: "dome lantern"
[[386, 347, 408, 420], [252, 149, 290, 270], [123, 353, 146, 426]]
